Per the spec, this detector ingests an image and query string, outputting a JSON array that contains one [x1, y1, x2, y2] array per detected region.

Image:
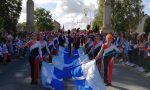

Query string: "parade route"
[[1, 0, 150, 90], [0, 57, 150, 90]]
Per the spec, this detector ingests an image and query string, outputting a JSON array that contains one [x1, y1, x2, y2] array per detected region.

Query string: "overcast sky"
[[19, 0, 150, 30]]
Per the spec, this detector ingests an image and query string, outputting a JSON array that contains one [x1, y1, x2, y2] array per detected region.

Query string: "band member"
[[73, 32, 76, 48], [87, 24, 92, 36], [85, 36, 90, 49], [74, 28, 80, 50], [67, 30, 72, 56], [54, 32, 59, 44], [39, 34, 50, 68], [53, 32, 59, 56], [86, 37, 94, 54], [80, 32, 85, 46], [91, 34, 103, 72], [85, 25, 94, 49], [95, 34, 119, 86], [22, 33, 42, 85], [58, 30, 65, 47], [48, 35, 54, 63], [93, 34, 103, 58], [86, 37, 94, 60]]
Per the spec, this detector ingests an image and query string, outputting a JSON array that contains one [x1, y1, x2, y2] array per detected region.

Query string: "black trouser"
[[94, 46, 101, 58], [128, 50, 133, 63], [39, 61, 42, 70], [75, 41, 80, 50], [104, 56, 113, 83], [29, 55, 35, 82], [0, 56, 2, 63], [68, 43, 71, 56]]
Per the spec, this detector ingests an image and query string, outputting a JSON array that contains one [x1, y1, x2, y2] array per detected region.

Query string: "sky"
[[19, 0, 150, 30]]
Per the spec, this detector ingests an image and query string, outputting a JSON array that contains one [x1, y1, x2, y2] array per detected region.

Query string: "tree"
[[34, 8, 54, 31], [92, 0, 105, 32], [0, 0, 22, 32], [111, 0, 143, 32], [17, 22, 26, 31], [144, 16, 150, 34]]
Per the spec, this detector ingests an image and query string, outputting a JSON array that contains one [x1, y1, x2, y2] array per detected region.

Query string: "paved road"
[[0, 57, 150, 90]]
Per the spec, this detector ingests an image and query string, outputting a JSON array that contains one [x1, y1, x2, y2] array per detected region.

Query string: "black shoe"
[[105, 83, 112, 86], [30, 81, 34, 85], [31, 81, 38, 85], [34, 82, 38, 85]]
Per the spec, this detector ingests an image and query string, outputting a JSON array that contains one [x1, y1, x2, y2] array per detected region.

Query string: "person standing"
[[95, 34, 119, 86], [92, 34, 103, 72], [67, 30, 73, 57], [58, 30, 65, 47], [47, 35, 54, 63], [74, 28, 80, 50], [22, 33, 42, 85], [39, 34, 50, 68]]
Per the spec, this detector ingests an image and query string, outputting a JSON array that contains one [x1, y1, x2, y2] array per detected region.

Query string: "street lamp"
[[84, 8, 92, 25], [84, 8, 88, 16]]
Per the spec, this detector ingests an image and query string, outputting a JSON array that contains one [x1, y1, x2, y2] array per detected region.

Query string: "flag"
[[63, 47, 90, 78], [71, 60, 106, 90], [41, 62, 63, 90], [41, 47, 106, 90]]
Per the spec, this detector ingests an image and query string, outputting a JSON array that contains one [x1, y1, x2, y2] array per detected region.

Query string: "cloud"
[[56, 13, 91, 30], [19, 0, 98, 30], [49, 0, 98, 30], [52, 0, 98, 16], [19, 0, 150, 30], [142, 0, 150, 15], [19, 13, 26, 22], [148, 2, 150, 8]]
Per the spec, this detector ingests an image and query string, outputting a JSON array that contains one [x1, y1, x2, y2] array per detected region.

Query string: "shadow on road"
[[110, 85, 129, 90]]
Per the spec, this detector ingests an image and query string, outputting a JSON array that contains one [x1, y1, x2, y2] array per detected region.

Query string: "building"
[[52, 20, 61, 32]]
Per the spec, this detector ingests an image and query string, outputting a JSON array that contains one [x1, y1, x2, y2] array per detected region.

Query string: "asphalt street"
[[0, 57, 150, 90]]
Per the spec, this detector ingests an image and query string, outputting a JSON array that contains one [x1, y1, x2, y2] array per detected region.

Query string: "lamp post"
[[84, 8, 92, 25]]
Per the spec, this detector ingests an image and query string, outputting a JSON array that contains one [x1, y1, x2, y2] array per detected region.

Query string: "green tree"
[[144, 16, 150, 34], [92, 0, 105, 32], [111, 0, 143, 32], [34, 8, 54, 31], [0, 0, 22, 32], [17, 22, 26, 31]]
